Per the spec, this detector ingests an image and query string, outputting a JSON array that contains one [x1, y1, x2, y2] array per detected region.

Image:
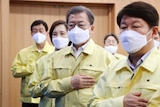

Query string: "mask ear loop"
[[146, 29, 153, 43], [146, 29, 152, 36]]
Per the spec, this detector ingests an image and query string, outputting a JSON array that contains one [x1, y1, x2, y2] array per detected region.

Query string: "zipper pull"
[[131, 73, 134, 79]]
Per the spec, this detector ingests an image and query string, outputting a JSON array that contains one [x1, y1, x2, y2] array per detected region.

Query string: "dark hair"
[[49, 20, 68, 43], [30, 20, 48, 31], [104, 33, 119, 44], [117, 1, 159, 28], [158, 32, 160, 37], [66, 6, 94, 25]]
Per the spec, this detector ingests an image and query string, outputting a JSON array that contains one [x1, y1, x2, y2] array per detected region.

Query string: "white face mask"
[[154, 40, 160, 47], [68, 26, 90, 45], [52, 37, 69, 49], [104, 45, 118, 54], [32, 32, 46, 44], [120, 30, 151, 54]]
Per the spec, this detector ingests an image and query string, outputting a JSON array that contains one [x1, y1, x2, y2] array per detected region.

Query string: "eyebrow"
[[69, 21, 85, 24]]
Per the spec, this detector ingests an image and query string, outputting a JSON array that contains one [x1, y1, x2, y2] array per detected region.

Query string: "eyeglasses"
[[105, 40, 117, 44], [68, 23, 90, 30]]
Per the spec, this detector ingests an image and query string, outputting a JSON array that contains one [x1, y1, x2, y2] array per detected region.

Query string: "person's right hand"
[[71, 74, 95, 89], [123, 93, 148, 107]]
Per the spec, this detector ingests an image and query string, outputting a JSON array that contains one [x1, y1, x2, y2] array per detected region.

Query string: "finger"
[[81, 82, 95, 88], [137, 101, 148, 107], [81, 78, 95, 83], [83, 80, 95, 84], [80, 78, 95, 84], [138, 98, 148, 103], [81, 75, 95, 79]]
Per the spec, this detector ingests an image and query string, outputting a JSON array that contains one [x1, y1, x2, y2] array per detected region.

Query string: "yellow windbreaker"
[[11, 42, 54, 104], [40, 39, 116, 107], [89, 47, 160, 107], [114, 53, 126, 60], [28, 52, 55, 107]]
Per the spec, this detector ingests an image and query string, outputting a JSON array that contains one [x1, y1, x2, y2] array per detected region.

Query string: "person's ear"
[[90, 25, 94, 31], [89, 25, 94, 35], [152, 26, 159, 38]]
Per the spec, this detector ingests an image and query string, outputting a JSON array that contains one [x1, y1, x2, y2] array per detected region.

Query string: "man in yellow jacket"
[[11, 20, 54, 107], [89, 1, 160, 107], [40, 6, 116, 107]]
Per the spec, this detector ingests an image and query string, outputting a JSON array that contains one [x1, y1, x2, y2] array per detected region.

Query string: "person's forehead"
[[121, 16, 141, 21], [120, 15, 148, 25], [53, 24, 67, 32], [107, 36, 115, 40], [68, 12, 89, 23]]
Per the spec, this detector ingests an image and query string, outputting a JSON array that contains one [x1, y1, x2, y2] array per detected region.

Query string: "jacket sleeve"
[[40, 58, 74, 98], [28, 59, 43, 98], [88, 71, 124, 107], [11, 53, 34, 78]]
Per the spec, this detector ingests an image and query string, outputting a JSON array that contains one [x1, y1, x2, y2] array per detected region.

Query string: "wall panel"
[[89, 4, 114, 46], [0, 0, 2, 106], [1, 0, 10, 107]]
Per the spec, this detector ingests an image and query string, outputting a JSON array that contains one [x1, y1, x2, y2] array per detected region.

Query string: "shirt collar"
[[113, 47, 159, 74], [71, 42, 88, 58], [32, 41, 52, 53], [62, 39, 96, 56], [127, 48, 153, 71]]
